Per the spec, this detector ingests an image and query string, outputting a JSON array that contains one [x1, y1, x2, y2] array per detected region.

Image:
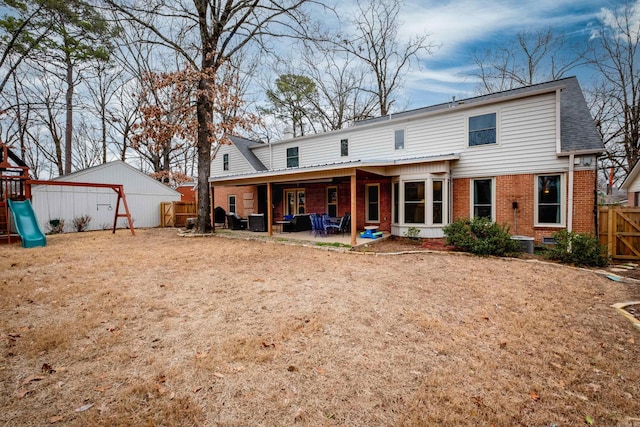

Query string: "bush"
[[404, 226, 421, 241], [72, 215, 92, 232], [443, 217, 521, 257], [47, 218, 65, 234], [546, 230, 608, 267]]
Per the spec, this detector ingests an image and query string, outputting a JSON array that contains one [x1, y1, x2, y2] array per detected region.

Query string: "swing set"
[[1, 142, 135, 245]]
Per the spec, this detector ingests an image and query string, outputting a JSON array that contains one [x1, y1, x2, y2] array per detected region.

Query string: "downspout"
[[568, 154, 574, 233], [594, 154, 599, 237]]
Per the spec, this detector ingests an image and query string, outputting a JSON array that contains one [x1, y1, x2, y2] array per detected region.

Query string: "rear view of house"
[[210, 77, 604, 245]]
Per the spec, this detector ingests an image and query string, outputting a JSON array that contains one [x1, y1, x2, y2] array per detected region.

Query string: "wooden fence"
[[598, 206, 640, 260], [160, 201, 196, 227]]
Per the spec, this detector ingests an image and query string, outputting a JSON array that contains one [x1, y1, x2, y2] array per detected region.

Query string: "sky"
[[389, 0, 634, 109]]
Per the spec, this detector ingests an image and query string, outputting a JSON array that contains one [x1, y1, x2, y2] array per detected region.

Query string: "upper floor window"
[[469, 113, 496, 146], [394, 129, 405, 150], [223, 153, 229, 171], [340, 139, 348, 157], [286, 147, 299, 168]]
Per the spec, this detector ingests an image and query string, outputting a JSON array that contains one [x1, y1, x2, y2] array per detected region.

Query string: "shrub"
[[72, 215, 92, 232], [546, 230, 608, 267], [404, 226, 421, 241], [47, 219, 65, 234], [443, 217, 521, 257]]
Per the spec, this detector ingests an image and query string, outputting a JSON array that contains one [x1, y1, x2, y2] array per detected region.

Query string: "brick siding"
[[453, 170, 596, 242]]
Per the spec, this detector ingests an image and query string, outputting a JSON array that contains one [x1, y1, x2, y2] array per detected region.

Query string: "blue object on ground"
[[7, 199, 46, 248]]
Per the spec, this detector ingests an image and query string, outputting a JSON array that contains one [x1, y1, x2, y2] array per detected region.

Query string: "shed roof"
[[36, 161, 181, 196], [621, 161, 640, 191]]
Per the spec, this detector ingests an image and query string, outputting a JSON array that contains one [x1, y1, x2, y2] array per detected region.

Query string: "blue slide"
[[7, 199, 46, 248]]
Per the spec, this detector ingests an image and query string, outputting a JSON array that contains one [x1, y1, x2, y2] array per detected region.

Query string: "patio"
[[213, 226, 388, 248]]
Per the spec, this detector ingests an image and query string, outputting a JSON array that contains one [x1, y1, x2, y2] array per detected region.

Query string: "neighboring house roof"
[[621, 161, 640, 191], [355, 76, 603, 154], [229, 135, 268, 171], [36, 160, 181, 196]]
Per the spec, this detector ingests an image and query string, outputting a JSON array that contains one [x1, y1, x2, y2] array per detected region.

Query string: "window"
[[327, 187, 338, 217], [404, 181, 425, 224], [433, 180, 443, 224], [286, 147, 299, 167], [228, 195, 236, 214], [284, 189, 305, 215], [393, 182, 399, 223], [340, 139, 348, 157], [469, 113, 496, 146], [365, 184, 380, 222], [223, 153, 229, 171], [394, 129, 405, 150], [472, 179, 493, 219], [537, 175, 562, 224]]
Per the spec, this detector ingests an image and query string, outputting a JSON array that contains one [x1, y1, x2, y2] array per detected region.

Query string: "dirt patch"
[[1, 228, 639, 426], [353, 236, 457, 253]]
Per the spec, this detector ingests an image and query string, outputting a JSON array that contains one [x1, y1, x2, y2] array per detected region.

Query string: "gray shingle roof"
[[229, 135, 268, 171], [559, 77, 604, 153]]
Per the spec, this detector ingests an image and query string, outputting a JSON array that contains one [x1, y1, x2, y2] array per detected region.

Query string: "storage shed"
[[622, 161, 640, 207], [31, 161, 181, 232]]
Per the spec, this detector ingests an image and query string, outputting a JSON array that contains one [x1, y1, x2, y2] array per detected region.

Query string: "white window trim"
[[340, 138, 349, 158], [534, 173, 566, 227], [466, 110, 500, 148], [365, 183, 380, 223], [228, 195, 236, 214], [430, 178, 446, 226], [223, 153, 229, 171], [394, 128, 406, 151], [286, 146, 299, 168], [398, 178, 447, 227], [470, 177, 496, 220]]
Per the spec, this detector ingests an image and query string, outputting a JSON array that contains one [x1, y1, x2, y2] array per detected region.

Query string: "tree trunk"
[[64, 54, 73, 174], [195, 85, 212, 233]]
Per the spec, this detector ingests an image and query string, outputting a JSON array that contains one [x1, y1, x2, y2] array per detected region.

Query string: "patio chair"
[[227, 213, 247, 230], [310, 213, 327, 237], [326, 213, 349, 235]]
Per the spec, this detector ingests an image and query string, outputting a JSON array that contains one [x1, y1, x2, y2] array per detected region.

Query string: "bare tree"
[[588, 2, 640, 183], [338, 0, 435, 116], [301, 48, 377, 130], [465, 28, 586, 94], [106, 0, 322, 233]]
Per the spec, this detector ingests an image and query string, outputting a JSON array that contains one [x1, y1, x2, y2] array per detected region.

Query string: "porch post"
[[209, 184, 214, 232], [350, 172, 357, 246], [267, 182, 273, 236]]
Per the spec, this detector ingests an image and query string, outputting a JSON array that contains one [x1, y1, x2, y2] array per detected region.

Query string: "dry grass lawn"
[[1, 228, 639, 426]]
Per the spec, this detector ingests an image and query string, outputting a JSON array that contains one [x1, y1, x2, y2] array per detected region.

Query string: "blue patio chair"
[[325, 214, 346, 234], [310, 213, 327, 237]]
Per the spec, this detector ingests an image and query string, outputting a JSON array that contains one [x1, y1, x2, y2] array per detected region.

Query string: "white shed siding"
[[213, 144, 256, 175], [629, 179, 640, 193], [30, 161, 181, 231]]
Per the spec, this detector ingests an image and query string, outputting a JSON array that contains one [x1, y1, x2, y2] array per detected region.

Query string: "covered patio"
[[213, 226, 389, 249], [210, 164, 381, 247]]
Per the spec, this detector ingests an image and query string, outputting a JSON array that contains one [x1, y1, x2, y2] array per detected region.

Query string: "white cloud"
[[398, 0, 603, 58]]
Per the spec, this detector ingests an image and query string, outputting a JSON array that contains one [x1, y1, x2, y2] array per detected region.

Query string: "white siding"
[[629, 178, 640, 193], [212, 144, 258, 175], [31, 161, 181, 231], [452, 94, 566, 177]]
